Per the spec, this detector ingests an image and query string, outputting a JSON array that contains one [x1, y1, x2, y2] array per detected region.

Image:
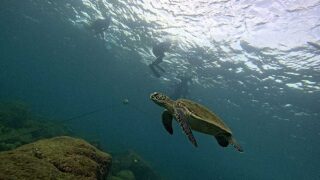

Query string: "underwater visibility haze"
[[0, 0, 320, 179]]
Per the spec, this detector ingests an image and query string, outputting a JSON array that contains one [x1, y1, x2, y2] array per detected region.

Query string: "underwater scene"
[[0, 0, 319, 179]]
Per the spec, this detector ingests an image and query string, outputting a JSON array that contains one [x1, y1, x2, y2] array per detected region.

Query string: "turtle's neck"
[[164, 98, 175, 114]]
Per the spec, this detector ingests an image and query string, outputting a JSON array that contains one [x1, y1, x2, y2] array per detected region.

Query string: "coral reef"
[[110, 150, 162, 180], [0, 101, 71, 151], [0, 136, 112, 179]]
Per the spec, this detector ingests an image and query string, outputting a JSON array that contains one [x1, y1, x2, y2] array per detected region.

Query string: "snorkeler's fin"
[[162, 110, 173, 134], [173, 107, 198, 147], [149, 64, 161, 78]]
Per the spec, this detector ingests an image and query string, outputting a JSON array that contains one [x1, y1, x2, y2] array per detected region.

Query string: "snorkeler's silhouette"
[[149, 41, 171, 78], [90, 16, 111, 38], [171, 75, 192, 99]]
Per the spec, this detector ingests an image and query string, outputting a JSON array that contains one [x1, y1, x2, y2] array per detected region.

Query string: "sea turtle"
[[150, 92, 243, 152]]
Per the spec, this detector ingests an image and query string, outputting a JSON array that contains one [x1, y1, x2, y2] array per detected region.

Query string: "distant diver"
[[171, 75, 192, 99], [90, 16, 111, 39], [149, 41, 171, 78]]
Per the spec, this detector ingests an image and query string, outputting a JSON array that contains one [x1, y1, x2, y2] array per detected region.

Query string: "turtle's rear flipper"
[[215, 135, 229, 147], [149, 64, 161, 78], [162, 110, 173, 134], [174, 108, 198, 147]]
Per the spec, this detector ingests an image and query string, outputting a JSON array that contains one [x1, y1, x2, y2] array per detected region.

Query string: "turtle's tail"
[[230, 137, 244, 153]]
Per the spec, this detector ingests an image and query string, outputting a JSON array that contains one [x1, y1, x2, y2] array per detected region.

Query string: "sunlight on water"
[[59, 0, 320, 93]]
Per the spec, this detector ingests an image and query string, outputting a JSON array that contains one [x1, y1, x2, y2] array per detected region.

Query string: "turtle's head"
[[150, 92, 172, 108]]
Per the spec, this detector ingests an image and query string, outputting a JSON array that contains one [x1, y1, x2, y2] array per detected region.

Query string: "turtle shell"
[[176, 99, 232, 136]]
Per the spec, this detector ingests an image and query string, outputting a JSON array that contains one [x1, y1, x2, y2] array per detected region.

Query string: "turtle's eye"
[[150, 92, 167, 101], [157, 95, 166, 101]]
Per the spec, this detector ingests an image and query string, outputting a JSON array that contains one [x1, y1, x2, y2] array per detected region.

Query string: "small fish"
[[122, 98, 129, 105]]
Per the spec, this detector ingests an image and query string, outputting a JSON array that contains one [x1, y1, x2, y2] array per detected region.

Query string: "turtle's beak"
[[150, 92, 163, 105], [150, 92, 158, 100]]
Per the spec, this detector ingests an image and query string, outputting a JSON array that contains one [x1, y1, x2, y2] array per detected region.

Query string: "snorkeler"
[[171, 75, 192, 99], [149, 41, 171, 78], [90, 16, 111, 38]]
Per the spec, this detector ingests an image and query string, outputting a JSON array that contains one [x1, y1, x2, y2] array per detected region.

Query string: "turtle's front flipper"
[[162, 110, 173, 134], [174, 108, 198, 147]]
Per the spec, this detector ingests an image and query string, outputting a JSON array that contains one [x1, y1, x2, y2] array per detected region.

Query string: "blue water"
[[1, 0, 320, 179]]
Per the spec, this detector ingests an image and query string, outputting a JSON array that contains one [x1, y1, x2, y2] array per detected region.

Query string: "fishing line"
[[57, 108, 106, 123], [0, 99, 152, 142], [0, 107, 106, 142]]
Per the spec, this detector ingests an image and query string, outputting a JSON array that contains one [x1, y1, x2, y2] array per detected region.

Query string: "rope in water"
[[0, 99, 153, 142]]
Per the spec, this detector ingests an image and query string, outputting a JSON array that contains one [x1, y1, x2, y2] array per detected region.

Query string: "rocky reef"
[[0, 136, 163, 180], [0, 136, 112, 179], [0, 101, 71, 151], [0, 101, 163, 179]]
